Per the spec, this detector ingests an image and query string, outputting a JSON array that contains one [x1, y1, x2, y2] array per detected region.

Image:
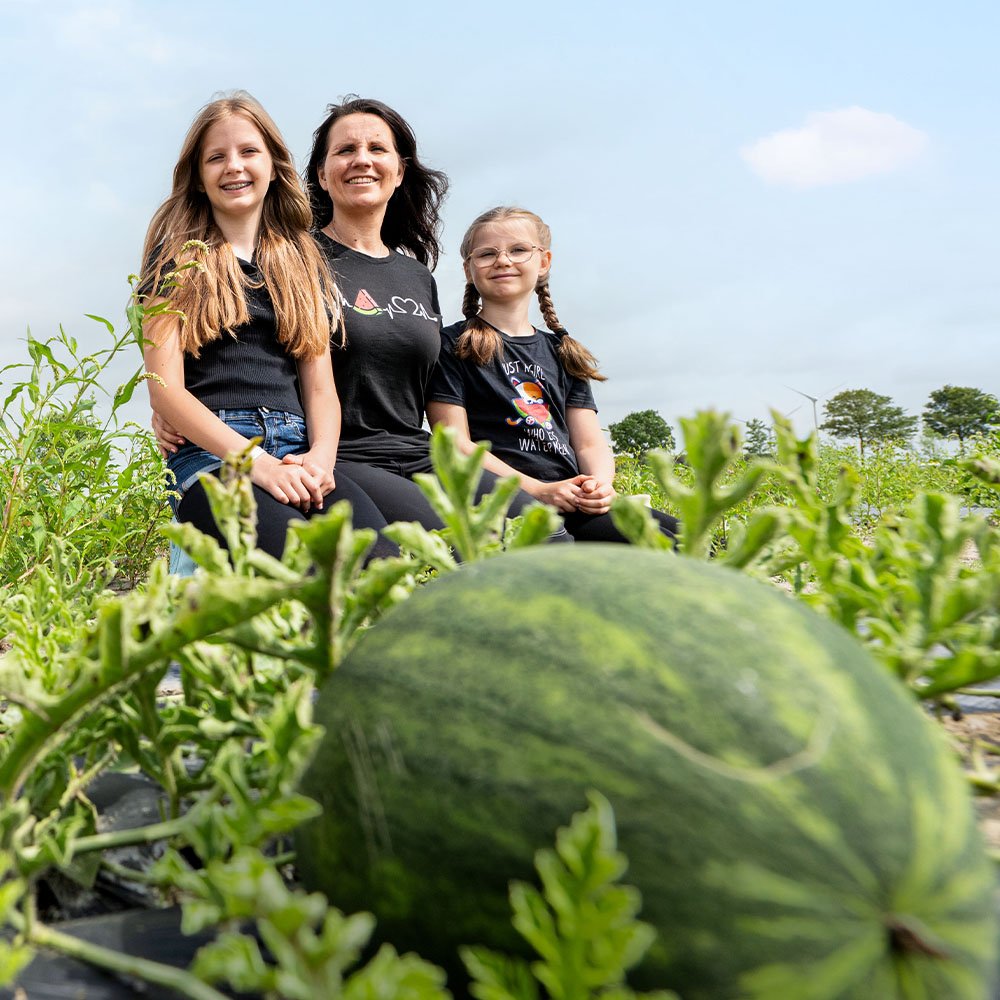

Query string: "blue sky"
[[1, 0, 996, 437]]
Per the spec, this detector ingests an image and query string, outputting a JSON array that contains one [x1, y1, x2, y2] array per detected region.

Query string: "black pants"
[[561, 507, 679, 544], [176, 469, 399, 561], [336, 459, 571, 541]]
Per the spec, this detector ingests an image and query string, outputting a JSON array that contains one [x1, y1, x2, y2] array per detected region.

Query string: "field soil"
[[942, 708, 1000, 851]]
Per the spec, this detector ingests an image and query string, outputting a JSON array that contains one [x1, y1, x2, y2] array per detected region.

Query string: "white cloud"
[[740, 107, 928, 188]]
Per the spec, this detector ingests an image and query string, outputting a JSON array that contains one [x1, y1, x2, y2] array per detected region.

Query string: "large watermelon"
[[295, 545, 997, 998]]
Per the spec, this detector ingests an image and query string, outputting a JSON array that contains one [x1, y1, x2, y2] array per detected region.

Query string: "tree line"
[[608, 386, 1000, 458]]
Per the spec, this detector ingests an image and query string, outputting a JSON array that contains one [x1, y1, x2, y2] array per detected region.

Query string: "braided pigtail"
[[537, 279, 606, 382], [454, 280, 505, 365]]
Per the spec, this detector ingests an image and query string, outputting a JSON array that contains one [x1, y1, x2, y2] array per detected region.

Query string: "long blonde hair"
[[140, 92, 338, 359], [456, 206, 606, 381]]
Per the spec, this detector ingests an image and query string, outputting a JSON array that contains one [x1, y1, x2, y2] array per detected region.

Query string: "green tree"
[[743, 417, 774, 458], [820, 389, 917, 457], [923, 385, 1000, 452], [608, 409, 675, 457]]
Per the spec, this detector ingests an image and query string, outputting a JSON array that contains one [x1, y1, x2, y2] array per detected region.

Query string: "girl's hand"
[[534, 476, 588, 513], [575, 477, 616, 515], [151, 410, 187, 457], [252, 453, 327, 511], [281, 452, 336, 499]]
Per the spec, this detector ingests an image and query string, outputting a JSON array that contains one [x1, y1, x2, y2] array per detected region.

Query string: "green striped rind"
[[295, 545, 997, 999]]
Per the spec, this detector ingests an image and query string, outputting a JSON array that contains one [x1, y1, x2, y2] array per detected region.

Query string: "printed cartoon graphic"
[[351, 289, 382, 316], [506, 376, 553, 429]]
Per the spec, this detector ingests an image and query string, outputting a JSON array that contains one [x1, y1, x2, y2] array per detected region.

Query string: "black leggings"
[[176, 470, 399, 561], [561, 507, 679, 544], [336, 460, 571, 541]]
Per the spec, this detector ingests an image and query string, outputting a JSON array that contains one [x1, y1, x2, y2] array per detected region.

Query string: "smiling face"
[[317, 112, 405, 220], [464, 217, 552, 305], [198, 114, 275, 225]]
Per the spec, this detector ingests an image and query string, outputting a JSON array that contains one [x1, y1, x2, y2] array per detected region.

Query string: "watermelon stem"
[[884, 916, 950, 959]]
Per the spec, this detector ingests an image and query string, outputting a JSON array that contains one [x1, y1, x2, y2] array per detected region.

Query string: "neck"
[[325, 211, 390, 257], [478, 298, 535, 337], [213, 210, 262, 262]]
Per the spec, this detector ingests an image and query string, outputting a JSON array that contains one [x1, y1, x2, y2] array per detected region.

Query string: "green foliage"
[[608, 410, 675, 458], [388, 424, 560, 569], [923, 385, 1000, 450], [613, 413, 778, 563], [462, 793, 676, 1000], [180, 847, 450, 1000], [0, 319, 170, 594], [742, 417, 774, 458], [821, 388, 918, 457], [0, 852, 30, 987]]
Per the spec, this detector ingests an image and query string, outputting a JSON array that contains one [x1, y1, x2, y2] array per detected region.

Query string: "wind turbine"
[[783, 383, 846, 437], [785, 386, 819, 434]]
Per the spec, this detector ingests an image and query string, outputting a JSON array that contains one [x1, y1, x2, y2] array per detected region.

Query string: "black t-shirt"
[[429, 320, 597, 482], [145, 255, 303, 416], [316, 232, 441, 465]]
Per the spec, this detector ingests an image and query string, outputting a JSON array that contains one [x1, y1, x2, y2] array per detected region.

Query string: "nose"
[[225, 150, 244, 173], [352, 144, 373, 166], [494, 249, 515, 265]]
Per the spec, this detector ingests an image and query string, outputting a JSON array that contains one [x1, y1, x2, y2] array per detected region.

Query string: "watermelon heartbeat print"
[[340, 288, 437, 323]]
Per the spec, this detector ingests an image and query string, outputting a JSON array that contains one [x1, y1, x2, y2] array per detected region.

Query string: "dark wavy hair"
[[305, 96, 449, 269]]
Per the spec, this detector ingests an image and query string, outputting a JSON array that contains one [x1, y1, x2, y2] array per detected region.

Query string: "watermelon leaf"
[[463, 792, 677, 1000]]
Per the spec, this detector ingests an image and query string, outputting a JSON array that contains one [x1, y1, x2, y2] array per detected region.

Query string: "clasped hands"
[[536, 475, 616, 515]]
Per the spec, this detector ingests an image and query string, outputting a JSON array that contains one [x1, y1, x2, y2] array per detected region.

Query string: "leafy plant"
[[0, 320, 169, 594], [387, 424, 560, 569], [462, 792, 676, 1000]]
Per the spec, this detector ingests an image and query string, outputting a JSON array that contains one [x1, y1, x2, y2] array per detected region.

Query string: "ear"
[[463, 260, 474, 285], [537, 247, 552, 279], [317, 165, 329, 193], [394, 158, 405, 189]]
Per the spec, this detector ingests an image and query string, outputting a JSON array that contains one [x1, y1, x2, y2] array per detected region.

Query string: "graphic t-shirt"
[[430, 320, 597, 482], [316, 233, 441, 465]]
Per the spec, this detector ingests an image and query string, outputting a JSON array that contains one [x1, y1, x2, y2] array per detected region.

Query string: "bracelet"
[[249, 445, 265, 464]]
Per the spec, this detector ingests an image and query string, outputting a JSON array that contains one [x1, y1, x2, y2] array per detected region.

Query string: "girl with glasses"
[[427, 206, 679, 543]]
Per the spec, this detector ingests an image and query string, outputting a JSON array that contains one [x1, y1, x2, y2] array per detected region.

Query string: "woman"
[[142, 92, 394, 561], [299, 97, 562, 533]]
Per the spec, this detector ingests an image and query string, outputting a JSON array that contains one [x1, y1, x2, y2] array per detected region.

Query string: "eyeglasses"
[[465, 244, 543, 268]]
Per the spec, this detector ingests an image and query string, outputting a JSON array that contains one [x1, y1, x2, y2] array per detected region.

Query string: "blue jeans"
[[168, 407, 308, 575], [167, 407, 308, 513]]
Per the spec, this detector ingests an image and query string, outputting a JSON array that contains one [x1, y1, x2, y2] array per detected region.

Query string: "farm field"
[[2, 325, 1000, 996]]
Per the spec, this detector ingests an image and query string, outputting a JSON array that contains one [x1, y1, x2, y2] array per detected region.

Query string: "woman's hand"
[[151, 410, 187, 457], [574, 477, 616, 515], [252, 453, 328, 511]]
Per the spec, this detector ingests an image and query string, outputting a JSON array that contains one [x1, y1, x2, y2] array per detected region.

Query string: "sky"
[[1, 0, 997, 439]]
